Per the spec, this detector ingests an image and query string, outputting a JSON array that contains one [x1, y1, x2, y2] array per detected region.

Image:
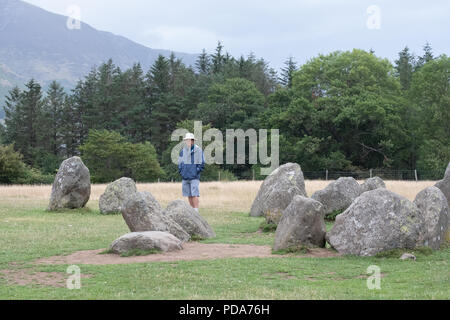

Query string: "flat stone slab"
[[110, 231, 183, 254]]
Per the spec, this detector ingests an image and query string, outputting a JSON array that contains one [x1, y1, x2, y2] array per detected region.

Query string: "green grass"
[[0, 202, 449, 299], [200, 211, 274, 246], [374, 247, 434, 259], [190, 235, 206, 242], [259, 221, 277, 233], [325, 209, 344, 222], [99, 249, 114, 255], [272, 245, 311, 255]]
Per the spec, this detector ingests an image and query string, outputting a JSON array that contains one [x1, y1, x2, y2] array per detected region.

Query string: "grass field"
[[0, 180, 449, 299]]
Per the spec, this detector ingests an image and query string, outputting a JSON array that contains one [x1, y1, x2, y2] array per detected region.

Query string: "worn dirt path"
[[35, 243, 341, 265]]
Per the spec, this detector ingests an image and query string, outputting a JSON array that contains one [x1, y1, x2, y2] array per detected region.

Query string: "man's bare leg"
[[189, 197, 200, 212], [192, 197, 199, 209], [188, 196, 199, 210]]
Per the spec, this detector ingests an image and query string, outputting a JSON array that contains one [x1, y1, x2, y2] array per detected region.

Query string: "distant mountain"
[[0, 0, 199, 119]]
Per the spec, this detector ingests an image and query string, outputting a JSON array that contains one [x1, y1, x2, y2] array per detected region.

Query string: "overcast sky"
[[23, 0, 450, 70]]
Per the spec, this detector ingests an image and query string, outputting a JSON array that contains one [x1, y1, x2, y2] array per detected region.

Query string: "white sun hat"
[[183, 132, 196, 140]]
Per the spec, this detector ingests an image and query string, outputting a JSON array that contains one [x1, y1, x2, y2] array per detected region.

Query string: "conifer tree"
[[119, 63, 148, 143], [39, 81, 66, 156], [195, 49, 211, 75], [3, 86, 22, 145], [8, 79, 44, 165], [148, 55, 170, 96], [415, 42, 434, 70], [211, 41, 225, 74], [395, 47, 415, 90], [279, 56, 298, 88]]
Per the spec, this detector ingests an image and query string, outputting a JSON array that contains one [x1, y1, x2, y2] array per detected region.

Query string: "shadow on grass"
[[43, 207, 100, 216]]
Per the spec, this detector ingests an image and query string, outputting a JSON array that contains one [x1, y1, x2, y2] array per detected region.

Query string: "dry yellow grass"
[[0, 180, 437, 212]]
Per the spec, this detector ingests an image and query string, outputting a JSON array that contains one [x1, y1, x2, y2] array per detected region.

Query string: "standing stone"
[[99, 177, 137, 214], [326, 189, 425, 256], [163, 200, 216, 239], [47, 157, 91, 211], [311, 177, 363, 217], [413, 186, 449, 250], [361, 177, 386, 193], [250, 163, 307, 224], [110, 231, 183, 254], [273, 196, 326, 251], [121, 192, 190, 242], [435, 162, 450, 227]]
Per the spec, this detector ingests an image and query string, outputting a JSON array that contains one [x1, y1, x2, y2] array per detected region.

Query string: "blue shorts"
[[182, 179, 200, 197]]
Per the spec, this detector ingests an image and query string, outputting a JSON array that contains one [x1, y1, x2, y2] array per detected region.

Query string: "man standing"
[[178, 133, 205, 212]]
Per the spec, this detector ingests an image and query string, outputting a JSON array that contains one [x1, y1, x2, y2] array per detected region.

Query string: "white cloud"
[[142, 26, 223, 53], [21, 0, 450, 70]]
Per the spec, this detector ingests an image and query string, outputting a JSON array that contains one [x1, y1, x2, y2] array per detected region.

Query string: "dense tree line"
[[0, 42, 448, 183]]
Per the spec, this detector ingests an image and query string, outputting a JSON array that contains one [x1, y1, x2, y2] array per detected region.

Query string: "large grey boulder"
[[311, 177, 363, 217], [273, 196, 326, 251], [48, 156, 91, 211], [414, 186, 449, 250], [99, 177, 137, 214], [163, 200, 216, 239], [121, 192, 190, 242], [361, 177, 386, 193], [110, 231, 183, 254], [326, 189, 425, 256], [250, 163, 307, 224], [435, 162, 450, 226]]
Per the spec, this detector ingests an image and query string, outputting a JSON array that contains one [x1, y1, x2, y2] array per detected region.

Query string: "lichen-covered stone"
[[435, 162, 450, 235], [110, 231, 183, 254], [121, 192, 190, 242], [326, 189, 425, 256], [250, 163, 307, 224], [163, 200, 215, 239], [99, 177, 137, 214], [48, 157, 91, 211], [273, 196, 326, 251], [311, 177, 363, 217], [361, 177, 386, 193], [414, 186, 449, 250]]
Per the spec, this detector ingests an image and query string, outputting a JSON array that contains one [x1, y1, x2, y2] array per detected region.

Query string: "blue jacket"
[[178, 144, 205, 180]]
